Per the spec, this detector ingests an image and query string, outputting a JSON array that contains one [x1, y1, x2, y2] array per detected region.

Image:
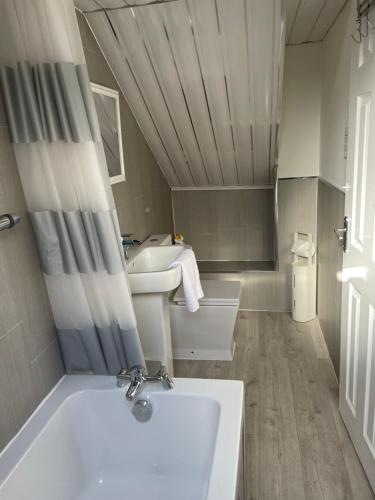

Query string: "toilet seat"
[[172, 280, 241, 307]]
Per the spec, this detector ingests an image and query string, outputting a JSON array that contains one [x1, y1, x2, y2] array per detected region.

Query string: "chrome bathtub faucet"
[[116, 365, 174, 400]]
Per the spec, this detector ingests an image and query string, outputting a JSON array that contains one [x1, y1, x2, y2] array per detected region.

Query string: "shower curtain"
[[0, 0, 145, 374]]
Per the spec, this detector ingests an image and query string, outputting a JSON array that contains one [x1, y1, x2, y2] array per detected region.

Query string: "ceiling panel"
[[308, 0, 347, 41], [286, 0, 300, 42], [75, 0, 98, 9], [78, 0, 128, 9], [76, 0, 285, 187], [80, 1, 348, 45], [287, 0, 347, 44]]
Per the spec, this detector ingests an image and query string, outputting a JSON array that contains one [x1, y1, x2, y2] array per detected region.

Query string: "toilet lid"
[[172, 280, 241, 306]]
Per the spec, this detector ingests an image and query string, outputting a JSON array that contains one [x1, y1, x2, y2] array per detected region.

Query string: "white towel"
[[169, 248, 204, 312]]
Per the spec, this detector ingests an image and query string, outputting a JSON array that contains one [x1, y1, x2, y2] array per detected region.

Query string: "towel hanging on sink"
[[169, 248, 204, 312]]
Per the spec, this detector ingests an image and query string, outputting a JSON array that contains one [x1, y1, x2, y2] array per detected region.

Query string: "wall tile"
[[0, 117, 62, 449], [278, 178, 318, 272], [172, 189, 274, 261], [22, 276, 57, 363], [0, 151, 57, 356], [31, 340, 64, 402], [77, 14, 102, 56], [85, 49, 118, 90], [277, 178, 318, 309], [195, 179, 318, 312], [0, 93, 7, 127], [317, 180, 344, 377], [0, 323, 39, 448], [0, 231, 21, 336], [0, 128, 27, 211]]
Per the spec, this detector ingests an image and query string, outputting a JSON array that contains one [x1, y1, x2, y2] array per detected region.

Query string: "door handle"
[[334, 228, 346, 240], [334, 216, 349, 252]]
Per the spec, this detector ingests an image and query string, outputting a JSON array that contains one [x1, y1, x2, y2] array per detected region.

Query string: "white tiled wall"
[[0, 99, 63, 450], [172, 189, 275, 261]]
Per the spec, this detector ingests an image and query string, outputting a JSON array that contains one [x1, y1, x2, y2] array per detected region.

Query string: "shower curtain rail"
[[0, 214, 20, 232]]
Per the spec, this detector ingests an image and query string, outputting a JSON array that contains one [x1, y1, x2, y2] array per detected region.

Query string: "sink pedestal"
[[132, 292, 174, 375], [126, 244, 185, 375]]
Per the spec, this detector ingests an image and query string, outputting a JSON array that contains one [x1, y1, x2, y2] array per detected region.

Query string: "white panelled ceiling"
[[286, 0, 347, 44], [75, 0, 285, 187]]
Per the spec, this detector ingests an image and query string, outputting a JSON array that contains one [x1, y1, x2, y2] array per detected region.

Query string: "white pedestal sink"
[[127, 245, 185, 374]]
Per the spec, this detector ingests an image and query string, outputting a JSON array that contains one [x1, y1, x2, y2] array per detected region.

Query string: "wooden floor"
[[174, 311, 374, 500]]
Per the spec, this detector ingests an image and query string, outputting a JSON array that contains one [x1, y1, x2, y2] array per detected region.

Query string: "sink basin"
[[127, 245, 184, 294]]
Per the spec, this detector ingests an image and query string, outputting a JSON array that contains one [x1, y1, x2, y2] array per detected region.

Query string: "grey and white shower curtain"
[[0, 0, 145, 374]]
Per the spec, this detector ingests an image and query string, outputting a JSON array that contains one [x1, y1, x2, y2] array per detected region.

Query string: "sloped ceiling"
[[76, 0, 285, 187], [286, 0, 347, 44]]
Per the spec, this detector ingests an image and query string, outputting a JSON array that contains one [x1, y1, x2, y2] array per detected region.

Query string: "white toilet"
[[170, 279, 241, 361], [135, 234, 242, 363]]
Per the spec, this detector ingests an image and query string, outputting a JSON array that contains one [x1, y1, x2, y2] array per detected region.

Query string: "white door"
[[339, 9, 375, 493]]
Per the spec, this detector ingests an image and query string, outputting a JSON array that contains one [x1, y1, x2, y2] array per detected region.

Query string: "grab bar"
[[0, 214, 20, 232]]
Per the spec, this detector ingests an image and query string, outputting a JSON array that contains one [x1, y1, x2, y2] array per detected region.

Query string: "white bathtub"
[[0, 376, 243, 500]]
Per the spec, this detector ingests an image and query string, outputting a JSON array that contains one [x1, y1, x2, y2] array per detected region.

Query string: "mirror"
[[91, 83, 125, 184]]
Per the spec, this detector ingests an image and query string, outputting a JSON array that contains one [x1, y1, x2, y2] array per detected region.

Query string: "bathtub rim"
[[0, 374, 243, 500]]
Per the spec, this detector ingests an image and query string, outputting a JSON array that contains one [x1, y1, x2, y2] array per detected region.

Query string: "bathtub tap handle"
[[116, 365, 173, 400], [142, 365, 174, 390], [116, 368, 131, 388], [126, 374, 143, 401], [157, 365, 174, 390], [116, 366, 145, 400]]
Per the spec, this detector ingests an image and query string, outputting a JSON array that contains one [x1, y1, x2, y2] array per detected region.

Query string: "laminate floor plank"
[[173, 312, 374, 500]]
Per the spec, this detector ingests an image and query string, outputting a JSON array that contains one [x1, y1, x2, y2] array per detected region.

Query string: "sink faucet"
[[116, 365, 174, 400], [121, 233, 140, 260]]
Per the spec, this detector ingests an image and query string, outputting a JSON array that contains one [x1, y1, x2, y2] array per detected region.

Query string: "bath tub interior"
[[0, 389, 220, 500]]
